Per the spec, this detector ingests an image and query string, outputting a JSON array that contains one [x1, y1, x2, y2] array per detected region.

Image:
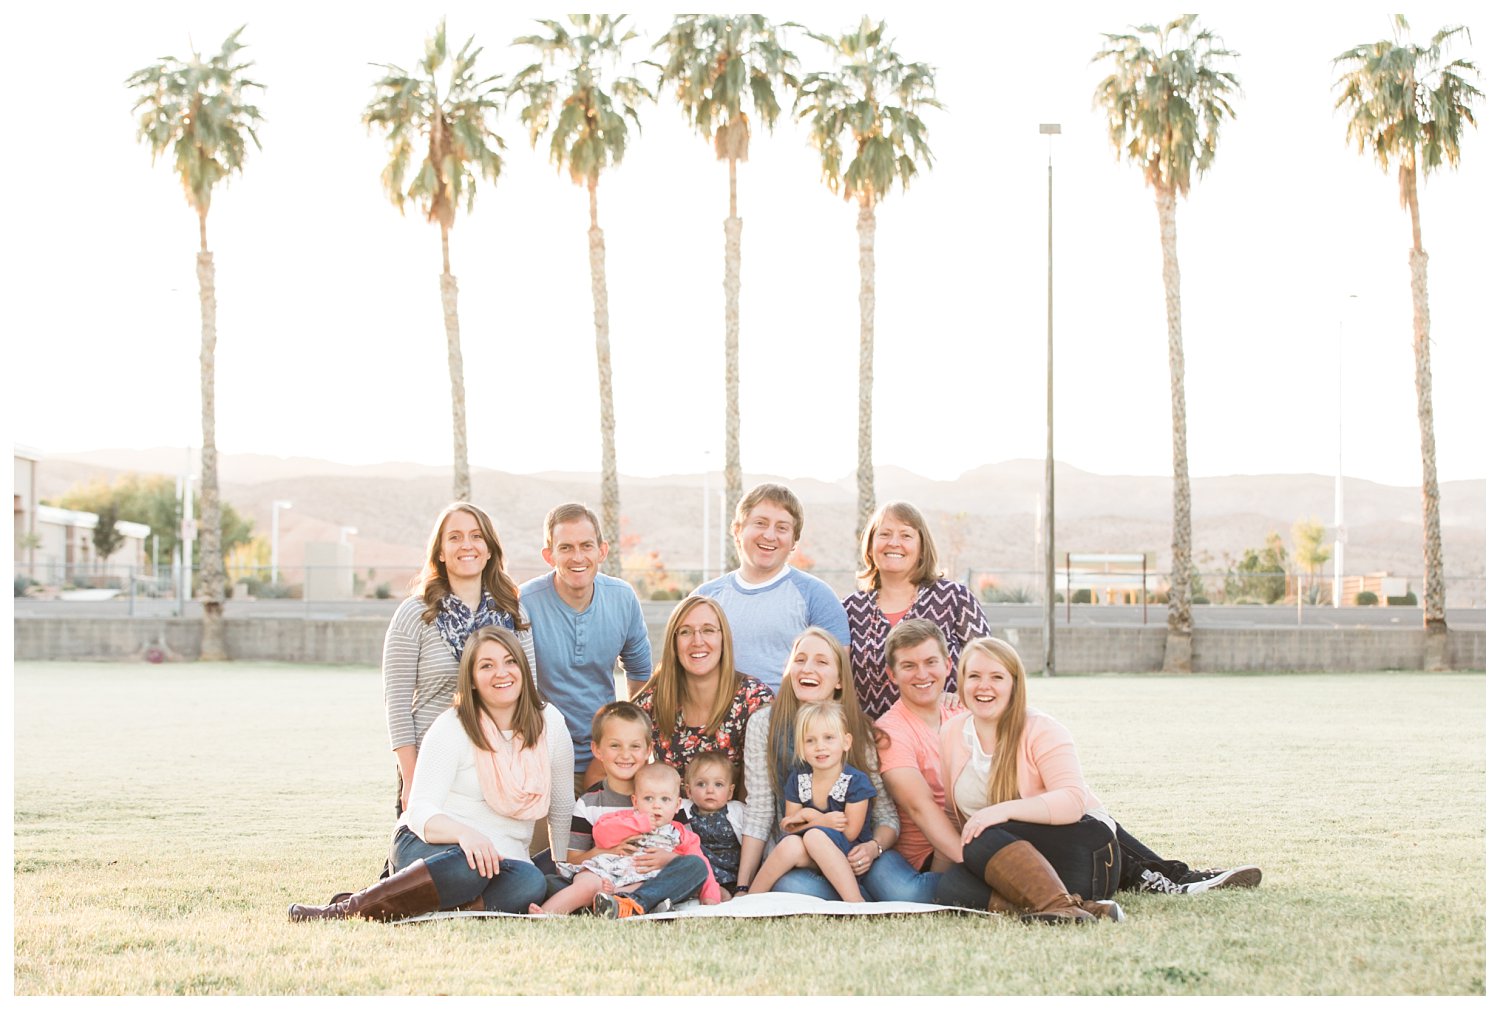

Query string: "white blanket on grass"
[[402, 892, 997, 923]]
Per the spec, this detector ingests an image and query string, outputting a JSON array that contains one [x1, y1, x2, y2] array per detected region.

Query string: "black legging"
[[935, 818, 1176, 908]]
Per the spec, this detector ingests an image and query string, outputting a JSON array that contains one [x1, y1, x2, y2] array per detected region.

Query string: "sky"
[[4, 2, 1496, 489]]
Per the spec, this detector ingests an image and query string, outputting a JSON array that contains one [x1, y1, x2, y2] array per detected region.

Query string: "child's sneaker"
[[593, 893, 645, 919]]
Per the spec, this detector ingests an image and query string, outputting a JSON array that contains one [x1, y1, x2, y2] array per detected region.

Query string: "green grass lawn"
[[12, 662, 1485, 995]]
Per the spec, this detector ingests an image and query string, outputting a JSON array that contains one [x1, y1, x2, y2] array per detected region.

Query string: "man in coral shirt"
[[874, 619, 966, 872]]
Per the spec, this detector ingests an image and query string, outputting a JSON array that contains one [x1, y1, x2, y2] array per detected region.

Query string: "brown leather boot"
[[288, 860, 442, 922], [986, 890, 1019, 914], [982, 841, 1097, 924]]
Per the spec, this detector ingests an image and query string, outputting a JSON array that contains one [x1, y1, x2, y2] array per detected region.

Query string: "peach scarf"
[[474, 710, 550, 821]]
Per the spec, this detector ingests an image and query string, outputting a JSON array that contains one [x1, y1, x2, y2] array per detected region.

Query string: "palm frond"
[[1091, 16, 1240, 197], [508, 14, 650, 186], [125, 25, 266, 216], [653, 14, 799, 160], [361, 18, 506, 227], [794, 19, 939, 203], [1332, 18, 1483, 207]]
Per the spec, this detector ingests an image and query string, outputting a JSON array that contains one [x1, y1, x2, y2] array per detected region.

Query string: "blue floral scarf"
[[435, 590, 516, 660]]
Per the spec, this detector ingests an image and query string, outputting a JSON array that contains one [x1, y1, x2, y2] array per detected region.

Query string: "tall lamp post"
[[271, 500, 293, 584], [1040, 123, 1061, 676], [1333, 294, 1356, 607]]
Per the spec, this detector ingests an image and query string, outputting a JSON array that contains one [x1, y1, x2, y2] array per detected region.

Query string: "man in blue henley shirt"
[[693, 482, 850, 693], [520, 503, 653, 793]]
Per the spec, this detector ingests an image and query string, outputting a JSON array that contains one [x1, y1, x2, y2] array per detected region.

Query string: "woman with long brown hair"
[[290, 627, 572, 921], [736, 628, 938, 902], [630, 595, 773, 790], [935, 638, 1260, 922], [843, 501, 990, 719], [384, 502, 534, 816]]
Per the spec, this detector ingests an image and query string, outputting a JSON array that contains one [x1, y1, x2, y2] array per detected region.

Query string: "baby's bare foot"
[[527, 903, 548, 915]]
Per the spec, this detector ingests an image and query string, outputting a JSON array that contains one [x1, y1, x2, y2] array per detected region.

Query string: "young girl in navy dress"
[[748, 701, 876, 902]]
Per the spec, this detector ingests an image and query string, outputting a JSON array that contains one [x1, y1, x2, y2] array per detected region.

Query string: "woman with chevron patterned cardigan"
[[843, 501, 990, 718]]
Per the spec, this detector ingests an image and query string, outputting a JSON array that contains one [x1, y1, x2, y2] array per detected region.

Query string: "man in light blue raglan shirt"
[[520, 503, 653, 795], [693, 482, 851, 693]]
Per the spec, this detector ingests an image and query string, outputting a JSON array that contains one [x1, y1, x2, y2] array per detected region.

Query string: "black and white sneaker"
[[1178, 865, 1262, 894], [1137, 869, 1189, 894]]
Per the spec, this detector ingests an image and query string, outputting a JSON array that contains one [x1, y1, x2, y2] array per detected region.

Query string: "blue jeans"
[[391, 827, 546, 913], [620, 854, 709, 909], [767, 840, 940, 903]]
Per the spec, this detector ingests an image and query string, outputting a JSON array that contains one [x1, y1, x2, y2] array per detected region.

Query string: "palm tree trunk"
[[439, 226, 471, 503], [1155, 185, 1193, 673], [588, 177, 622, 577], [722, 156, 743, 574], [1405, 178, 1447, 670], [855, 198, 877, 551], [196, 248, 227, 661]]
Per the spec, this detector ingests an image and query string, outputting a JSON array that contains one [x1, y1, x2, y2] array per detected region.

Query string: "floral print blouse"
[[633, 675, 775, 786]]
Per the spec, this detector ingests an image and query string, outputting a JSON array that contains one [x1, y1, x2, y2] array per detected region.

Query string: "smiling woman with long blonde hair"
[[735, 628, 941, 903], [934, 638, 1261, 922]]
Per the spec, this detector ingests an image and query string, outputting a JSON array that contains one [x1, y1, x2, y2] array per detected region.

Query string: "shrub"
[[15, 575, 37, 597], [1356, 591, 1379, 606], [240, 577, 299, 599], [1388, 591, 1417, 606], [983, 585, 1034, 604], [1070, 588, 1094, 604], [374, 583, 392, 600], [1191, 595, 1210, 605]]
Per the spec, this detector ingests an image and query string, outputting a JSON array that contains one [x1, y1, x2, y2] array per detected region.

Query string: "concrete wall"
[[14, 615, 1485, 671]]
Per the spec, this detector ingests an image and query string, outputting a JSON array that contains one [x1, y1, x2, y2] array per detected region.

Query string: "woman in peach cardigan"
[[934, 638, 1260, 923]]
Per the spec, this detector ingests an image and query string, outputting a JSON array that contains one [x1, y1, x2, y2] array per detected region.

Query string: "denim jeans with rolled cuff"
[[934, 815, 1122, 908], [391, 826, 547, 913], [617, 853, 708, 909]]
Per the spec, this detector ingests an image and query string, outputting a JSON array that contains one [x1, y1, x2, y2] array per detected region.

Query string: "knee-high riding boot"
[[288, 860, 442, 922], [982, 841, 1100, 925]]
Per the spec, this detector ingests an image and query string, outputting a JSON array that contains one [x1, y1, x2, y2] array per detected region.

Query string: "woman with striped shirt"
[[383, 502, 535, 816], [843, 501, 990, 718]]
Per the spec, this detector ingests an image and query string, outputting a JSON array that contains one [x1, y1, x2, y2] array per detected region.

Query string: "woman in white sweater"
[[291, 627, 572, 921]]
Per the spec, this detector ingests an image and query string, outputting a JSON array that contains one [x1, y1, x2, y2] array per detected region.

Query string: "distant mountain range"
[[34, 449, 1486, 593]]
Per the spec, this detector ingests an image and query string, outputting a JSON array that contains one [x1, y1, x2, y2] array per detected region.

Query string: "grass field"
[[12, 662, 1486, 996]]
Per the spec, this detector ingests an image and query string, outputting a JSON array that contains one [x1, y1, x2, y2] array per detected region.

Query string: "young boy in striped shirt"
[[549, 702, 707, 916]]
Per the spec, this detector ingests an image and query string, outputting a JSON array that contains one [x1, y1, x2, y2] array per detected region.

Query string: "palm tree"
[[364, 21, 504, 504], [127, 26, 264, 662], [1092, 15, 1239, 674], [797, 18, 938, 549], [654, 16, 799, 572], [510, 15, 649, 576], [1334, 17, 1481, 671]]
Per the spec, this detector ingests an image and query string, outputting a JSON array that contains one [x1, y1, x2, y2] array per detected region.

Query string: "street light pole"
[[1333, 294, 1356, 607], [271, 500, 292, 584], [1040, 123, 1060, 677]]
